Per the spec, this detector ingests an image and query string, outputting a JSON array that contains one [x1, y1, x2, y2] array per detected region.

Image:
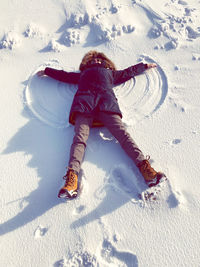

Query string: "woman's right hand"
[[37, 70, 45, 77]]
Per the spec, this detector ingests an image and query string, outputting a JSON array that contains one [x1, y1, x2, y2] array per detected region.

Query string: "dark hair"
[[79, 50, 116, 71]]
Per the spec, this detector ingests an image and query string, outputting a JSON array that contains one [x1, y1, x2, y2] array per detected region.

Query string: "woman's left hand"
[[146, 63, 157, 69]]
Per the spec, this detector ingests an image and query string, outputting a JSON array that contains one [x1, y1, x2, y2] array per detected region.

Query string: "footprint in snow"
[[54, 249, 98, 267], [142, 177, 186, 209], [178, 0, 188, 5], [34, 225, 48, 239], [101, 239, 138, 267], [108, 165, 140, 202], [172, 138, 182, 145], [73, 205, 86, 215], [167, 190, 185, 208]]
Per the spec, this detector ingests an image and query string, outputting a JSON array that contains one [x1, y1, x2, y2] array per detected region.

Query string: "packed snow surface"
[[1, 0, 200, 266]]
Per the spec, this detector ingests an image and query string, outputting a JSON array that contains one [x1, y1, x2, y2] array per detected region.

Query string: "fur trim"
[[79, 50, 116, 71]]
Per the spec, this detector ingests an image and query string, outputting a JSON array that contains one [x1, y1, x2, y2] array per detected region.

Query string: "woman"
[[37, 50, 164, 199]]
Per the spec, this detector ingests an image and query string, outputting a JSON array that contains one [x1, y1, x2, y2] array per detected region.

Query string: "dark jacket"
[[44, 62, 148, 127]]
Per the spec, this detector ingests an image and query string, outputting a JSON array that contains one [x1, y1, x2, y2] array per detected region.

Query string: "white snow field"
[[1, 0, 200, 266]]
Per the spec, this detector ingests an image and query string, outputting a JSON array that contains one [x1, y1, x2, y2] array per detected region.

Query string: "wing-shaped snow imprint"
[[25, 57, 167, 128], [115, 56, 168, 126], [25, 63, 77, 128]]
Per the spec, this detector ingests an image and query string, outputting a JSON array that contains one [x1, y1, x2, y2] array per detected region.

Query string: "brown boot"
[[58, 168, 79, 199], [137, 157, 165, 187]]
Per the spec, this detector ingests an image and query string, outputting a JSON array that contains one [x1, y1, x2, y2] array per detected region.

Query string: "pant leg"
[[97, 112, 145, 166], [68, 114, 93, 173]]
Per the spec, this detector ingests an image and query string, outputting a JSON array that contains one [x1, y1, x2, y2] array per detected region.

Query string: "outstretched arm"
[[37, 67, 80, 84], [113, 62, 157, 86]]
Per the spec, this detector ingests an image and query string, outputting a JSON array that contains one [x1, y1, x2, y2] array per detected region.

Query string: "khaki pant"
[[68, 112, 145, 173]]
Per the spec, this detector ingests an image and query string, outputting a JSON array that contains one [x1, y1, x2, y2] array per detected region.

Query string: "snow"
[[1, 0, 200, 266]]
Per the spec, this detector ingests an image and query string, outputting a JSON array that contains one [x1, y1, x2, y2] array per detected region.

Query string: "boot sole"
[[58, 188, 78, 199], [147, 173, 167, 188]]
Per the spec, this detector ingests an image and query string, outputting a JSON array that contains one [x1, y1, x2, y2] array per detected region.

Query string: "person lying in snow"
[[37, 50, 164, 199]]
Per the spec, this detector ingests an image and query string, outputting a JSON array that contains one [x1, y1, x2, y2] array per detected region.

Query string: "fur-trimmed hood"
[[79, 50, 116, 72]]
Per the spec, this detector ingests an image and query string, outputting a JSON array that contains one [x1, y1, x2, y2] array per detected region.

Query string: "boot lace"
[[139, 156, 157, 180], [63, 170, 76, 187], [142, 161, 156, 178]]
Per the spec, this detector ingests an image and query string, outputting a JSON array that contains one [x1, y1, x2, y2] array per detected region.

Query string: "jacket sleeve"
[[113, 63, 148, 86], [44, 67, 80, 84]]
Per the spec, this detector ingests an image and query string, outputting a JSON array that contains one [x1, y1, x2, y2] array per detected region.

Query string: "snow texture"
[[1, 0, 200, 266]]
